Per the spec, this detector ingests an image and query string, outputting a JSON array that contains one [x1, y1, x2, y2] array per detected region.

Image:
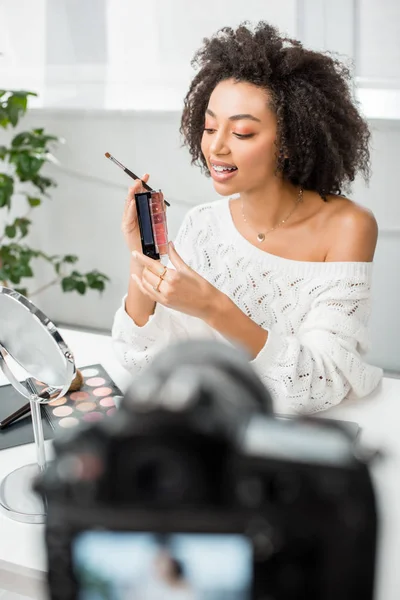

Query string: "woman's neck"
[[239, 179, 301, 231]]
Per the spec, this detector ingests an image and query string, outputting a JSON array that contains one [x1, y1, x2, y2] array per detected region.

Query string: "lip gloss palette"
[[149, 191, 169, 256]]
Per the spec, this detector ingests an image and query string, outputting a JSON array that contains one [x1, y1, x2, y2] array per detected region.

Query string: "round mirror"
[[0, 287, 76, 523]]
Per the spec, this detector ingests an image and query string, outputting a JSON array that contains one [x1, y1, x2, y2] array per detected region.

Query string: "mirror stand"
[[0, 287, 75, 524], [0, 368, 67, 523], [1, 390, 48, 524]]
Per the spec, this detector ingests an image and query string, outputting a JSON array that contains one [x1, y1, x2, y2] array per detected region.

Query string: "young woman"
[[112, 22, 383, 414]]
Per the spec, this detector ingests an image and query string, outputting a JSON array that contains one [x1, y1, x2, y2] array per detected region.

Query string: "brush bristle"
[[68, 369, 84, 392], [105, 152, 111, 158]]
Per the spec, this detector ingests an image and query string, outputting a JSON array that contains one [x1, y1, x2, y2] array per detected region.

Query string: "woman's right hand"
[[122, 173, 150, 253]]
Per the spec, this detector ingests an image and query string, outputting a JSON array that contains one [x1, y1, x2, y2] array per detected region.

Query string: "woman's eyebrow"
[[206, 108, 261, 123]]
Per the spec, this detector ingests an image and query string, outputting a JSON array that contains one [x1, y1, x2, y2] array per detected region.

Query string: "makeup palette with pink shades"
[[45, 364, 123, 433]]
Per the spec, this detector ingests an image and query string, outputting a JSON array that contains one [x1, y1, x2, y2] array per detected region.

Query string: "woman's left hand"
[[131, 242, 221, 321]]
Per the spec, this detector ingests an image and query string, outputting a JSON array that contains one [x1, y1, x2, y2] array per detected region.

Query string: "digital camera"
[[36, 341, 377, 600]]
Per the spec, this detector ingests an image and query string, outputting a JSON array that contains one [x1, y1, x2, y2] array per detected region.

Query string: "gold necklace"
[[241, 187, 303, 242]]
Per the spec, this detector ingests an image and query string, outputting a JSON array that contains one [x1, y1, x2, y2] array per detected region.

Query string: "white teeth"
[[212, 164, 237, 172]]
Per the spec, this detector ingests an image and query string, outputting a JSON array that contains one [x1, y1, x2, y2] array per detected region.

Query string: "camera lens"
[[121, 439, 210, 506], [134, 447, 187, 500]]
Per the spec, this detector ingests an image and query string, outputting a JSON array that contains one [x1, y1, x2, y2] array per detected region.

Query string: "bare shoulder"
[[323, 196, 378, 262]]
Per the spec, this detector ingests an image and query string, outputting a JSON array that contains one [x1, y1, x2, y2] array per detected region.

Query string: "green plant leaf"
[[12, 152, 44, 179], [0, 174, 14, 208], [30, 174, 56, 193], [61, 276, 76, 292], [86, 270, 110, 292], [4, 218, 31, 239], [6, 95, 26, 127], [86, 272, 96, 285], [27, 196, 41, 207], [8, 267, 21, 284], [0, 145, 7, 160], [13, 91, 37, 98], [19, 263, 33, 277], [14, 287, 29, 296], [88, 279, 106, 291], [63, 255, 79, 264], [16, 217, 31, 238], [76, 281, 86, 295], [12, 129, 60, 150], [5, 224, 17, 238], [4, 92, 35, 127], [11, 132, 31, 148], [35, 133, 59, 146]]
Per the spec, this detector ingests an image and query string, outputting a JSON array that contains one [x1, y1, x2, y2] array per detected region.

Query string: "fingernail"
[[132, 251, 137, 259]]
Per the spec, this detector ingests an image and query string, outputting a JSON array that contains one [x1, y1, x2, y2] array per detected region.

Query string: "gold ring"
[[159, 266, 167, 279], [153, 277, 162, 292]]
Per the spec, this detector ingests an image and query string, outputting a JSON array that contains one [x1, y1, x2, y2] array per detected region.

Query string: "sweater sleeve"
[[111, 206, 220, 375], [249, 273, 383, 415]]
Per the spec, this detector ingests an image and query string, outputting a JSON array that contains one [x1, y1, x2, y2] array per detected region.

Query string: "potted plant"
[[0, 90, 109, 297]]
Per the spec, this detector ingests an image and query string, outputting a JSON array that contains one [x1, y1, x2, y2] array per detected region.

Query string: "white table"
[[0, 327, 399, 599]]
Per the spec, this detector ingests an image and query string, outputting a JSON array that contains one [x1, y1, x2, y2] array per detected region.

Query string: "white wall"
[[352, 120, 400, 374], [0, 0, 298, 109], [357, 0, 400, 82], [3, 0, 400, 101]]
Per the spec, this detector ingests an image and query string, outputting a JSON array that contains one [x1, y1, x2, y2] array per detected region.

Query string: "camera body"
[[37, 341, 377, 600]]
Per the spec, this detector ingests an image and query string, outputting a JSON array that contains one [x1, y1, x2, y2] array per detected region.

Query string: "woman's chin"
[[211, 179, 241, 196]]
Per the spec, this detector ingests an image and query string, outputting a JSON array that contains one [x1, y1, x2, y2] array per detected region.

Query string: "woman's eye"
[[204, 128, 254, 139], [234, 133, 254, 139]]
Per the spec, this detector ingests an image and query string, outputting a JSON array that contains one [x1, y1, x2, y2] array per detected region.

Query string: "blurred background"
[[0, 0, 399, 373]]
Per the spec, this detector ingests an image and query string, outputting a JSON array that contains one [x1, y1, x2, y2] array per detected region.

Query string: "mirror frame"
[[0, 286, 75, 402]]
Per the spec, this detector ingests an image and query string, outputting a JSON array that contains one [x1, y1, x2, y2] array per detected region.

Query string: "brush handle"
[[0, 382, 61, 430], [124, 168, 171, 206], [125, 167, 152, 191], [0, 401, 30, 429], [106, 153, 171, 206]]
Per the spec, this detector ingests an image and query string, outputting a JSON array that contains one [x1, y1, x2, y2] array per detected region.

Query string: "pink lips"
[[211, 159, 237, 168], [210, 163, 238, 183]]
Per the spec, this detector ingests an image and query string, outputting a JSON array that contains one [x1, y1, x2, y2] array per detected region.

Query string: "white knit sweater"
[[112, 198, 383, 414]]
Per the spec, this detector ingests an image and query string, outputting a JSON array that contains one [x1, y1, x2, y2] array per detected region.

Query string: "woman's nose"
[[209, 132, 229, 155]]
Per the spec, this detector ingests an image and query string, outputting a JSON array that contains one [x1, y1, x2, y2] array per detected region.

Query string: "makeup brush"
[[0, 369, 84, 430], [68, 369, 84, 392], [104, 152, 170, 207]]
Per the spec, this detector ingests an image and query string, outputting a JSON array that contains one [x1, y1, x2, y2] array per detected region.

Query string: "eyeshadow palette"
[[44, 364, 124, 433], [0, 363, 124, 451]]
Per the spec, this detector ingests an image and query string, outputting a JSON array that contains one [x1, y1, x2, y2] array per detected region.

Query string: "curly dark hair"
[[180, 21, 370, 197]]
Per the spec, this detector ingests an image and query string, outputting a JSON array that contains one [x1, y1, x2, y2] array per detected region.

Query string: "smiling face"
[[200, 78, 279, 196]]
